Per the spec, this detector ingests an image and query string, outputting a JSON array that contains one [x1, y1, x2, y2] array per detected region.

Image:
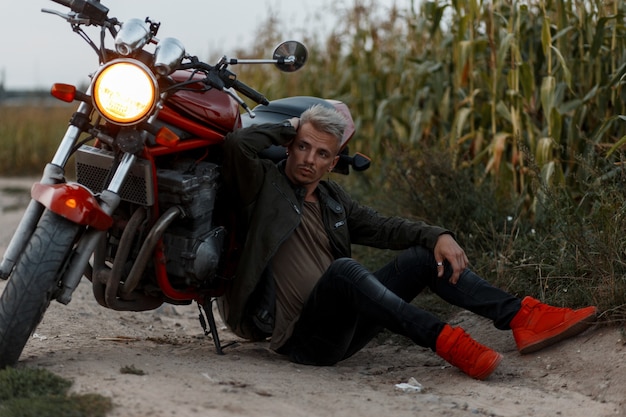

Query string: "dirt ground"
[[1, 177, 624, 417]]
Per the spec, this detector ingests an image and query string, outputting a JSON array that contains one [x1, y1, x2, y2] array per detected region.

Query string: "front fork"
[[0, 101, 88, 280], [0, 101, 137, 306]]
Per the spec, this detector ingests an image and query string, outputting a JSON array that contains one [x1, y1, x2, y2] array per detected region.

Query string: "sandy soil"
[[1, 177, 624, 417]]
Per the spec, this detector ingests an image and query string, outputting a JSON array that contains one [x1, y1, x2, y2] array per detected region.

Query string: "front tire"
[[0, 211, 80, 368]]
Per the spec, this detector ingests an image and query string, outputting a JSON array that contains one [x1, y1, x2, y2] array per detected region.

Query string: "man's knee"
[[406, 245, 433, 263], [392, 246, 434, 277], [322, 258, 382, 290], [326, 257, 364, 277]]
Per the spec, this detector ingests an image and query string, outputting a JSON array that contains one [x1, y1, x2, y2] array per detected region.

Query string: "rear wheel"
[[0, 211, 80, 368]]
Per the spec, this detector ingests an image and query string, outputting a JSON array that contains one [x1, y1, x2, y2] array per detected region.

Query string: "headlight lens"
[[92, 59, 158, 125]]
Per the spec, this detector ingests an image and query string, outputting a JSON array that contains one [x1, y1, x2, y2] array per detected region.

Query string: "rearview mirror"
[[273, 41, 308, 72]]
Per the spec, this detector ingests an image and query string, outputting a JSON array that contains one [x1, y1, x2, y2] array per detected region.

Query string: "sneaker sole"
[[473, 352, 503, 380], [518, 312, 597, 354]]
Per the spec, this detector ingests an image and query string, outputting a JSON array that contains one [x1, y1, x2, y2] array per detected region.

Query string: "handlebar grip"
[[50, 0, 75, 8], [233, 80, 269, 106], [51, 0, 83, 10], [51, 0, 71, 5], [50, 0, 109, 23]]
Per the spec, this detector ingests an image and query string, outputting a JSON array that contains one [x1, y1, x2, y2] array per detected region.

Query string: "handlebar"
[[178, 61, 269, 106], [233, 80, 269, 106]]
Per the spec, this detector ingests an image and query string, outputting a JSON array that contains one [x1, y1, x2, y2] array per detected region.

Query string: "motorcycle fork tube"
[[56, 228, 105, 305], [0, 102, 92, 279], [57, 153, 136, 304]]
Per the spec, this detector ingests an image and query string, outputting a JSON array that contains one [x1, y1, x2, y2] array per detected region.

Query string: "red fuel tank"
[[159, 70, 242, 141]]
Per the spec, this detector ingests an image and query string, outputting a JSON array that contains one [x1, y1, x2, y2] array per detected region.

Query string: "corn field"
[[235, 0, 626, 319], [240, 0, 626, 203]]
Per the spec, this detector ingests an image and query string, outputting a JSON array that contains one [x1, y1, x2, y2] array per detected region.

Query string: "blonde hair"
[[300, 104, 346, 146]]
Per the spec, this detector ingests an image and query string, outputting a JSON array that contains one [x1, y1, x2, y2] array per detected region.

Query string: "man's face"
[[284, 122, 340, 190]]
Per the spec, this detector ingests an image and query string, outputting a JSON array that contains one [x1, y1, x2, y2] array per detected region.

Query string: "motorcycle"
[[0, 0, 371, 368]]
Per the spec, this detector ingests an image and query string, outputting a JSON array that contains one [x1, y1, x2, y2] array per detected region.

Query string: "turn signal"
[[155, 126, 180, 147], [51, 84, 77, 103]]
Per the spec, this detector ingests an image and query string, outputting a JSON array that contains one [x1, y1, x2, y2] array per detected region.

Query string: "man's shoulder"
[[318, 179, 347, 194], [318, 180, 352, 206]]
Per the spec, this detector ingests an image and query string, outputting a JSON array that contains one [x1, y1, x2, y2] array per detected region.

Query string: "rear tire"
[[0, 211, 80, 368]]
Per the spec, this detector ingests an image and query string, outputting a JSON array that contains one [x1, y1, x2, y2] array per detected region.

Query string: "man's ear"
[[285, 140, 295, 154], [329, 155, 340, 171]]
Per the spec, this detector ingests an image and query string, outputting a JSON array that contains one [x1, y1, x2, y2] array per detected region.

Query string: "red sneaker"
[[510, 296, 598, 354], [435, 324, 502, 380]]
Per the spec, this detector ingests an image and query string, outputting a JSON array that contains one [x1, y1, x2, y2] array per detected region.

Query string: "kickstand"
[[197, 299, 230, 355]]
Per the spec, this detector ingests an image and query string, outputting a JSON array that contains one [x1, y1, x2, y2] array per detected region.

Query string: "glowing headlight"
[[92, 59, 158, 125]]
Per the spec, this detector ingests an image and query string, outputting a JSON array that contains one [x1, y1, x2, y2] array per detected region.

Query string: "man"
[[220, 104, 597, 380]]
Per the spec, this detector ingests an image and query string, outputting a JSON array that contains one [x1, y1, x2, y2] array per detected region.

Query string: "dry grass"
[[0, 103, 72, 176]]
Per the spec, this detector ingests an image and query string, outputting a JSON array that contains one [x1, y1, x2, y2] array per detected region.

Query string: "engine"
[[156, 160, 225, 286], [75, 146, 226, 289]]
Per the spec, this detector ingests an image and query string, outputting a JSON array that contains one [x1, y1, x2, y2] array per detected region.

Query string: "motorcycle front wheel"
[[0, 210, 80, 368]]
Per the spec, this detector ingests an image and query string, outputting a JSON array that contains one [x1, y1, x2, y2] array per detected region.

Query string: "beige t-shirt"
[[270, 200, 334, 350]]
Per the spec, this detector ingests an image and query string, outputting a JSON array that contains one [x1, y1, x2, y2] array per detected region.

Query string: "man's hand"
[[434, 233, 469, 284], [288, 117, 300, 130]]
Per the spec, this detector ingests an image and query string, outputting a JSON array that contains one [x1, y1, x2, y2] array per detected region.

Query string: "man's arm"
[[348, 197, 468, 284], [222, 122, 297, 206], [324, 183, 445, 248], [345, 193, 469, 284]]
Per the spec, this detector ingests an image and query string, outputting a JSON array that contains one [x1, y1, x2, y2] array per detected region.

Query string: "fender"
[[31, 182, 113, 231]]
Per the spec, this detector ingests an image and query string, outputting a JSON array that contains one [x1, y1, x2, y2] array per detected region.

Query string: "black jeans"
[[279, 246, 522, 366]]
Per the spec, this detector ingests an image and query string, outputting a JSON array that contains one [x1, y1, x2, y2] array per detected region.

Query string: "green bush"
[[0, 367, 112, 417]]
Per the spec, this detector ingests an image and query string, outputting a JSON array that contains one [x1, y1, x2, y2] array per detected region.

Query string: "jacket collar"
[[276, 160, 342, 211], [277, 160, 307, 201]]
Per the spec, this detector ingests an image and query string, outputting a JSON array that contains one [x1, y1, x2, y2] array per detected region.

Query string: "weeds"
[[0, 367, 112, 417], [120, 365, 146, 376], [0, 104, 72, 176]]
